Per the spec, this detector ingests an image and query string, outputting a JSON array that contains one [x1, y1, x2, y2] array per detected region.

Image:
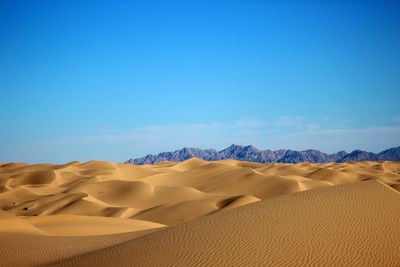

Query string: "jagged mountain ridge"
[[126, 145, 400, 165]]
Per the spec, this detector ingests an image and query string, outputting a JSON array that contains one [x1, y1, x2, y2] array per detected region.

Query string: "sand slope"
[[1, 159, 400, 266], [54, 180, 400, 266]]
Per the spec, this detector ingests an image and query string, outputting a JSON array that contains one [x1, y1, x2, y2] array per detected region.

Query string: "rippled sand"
[[1, 159, 400, 266]]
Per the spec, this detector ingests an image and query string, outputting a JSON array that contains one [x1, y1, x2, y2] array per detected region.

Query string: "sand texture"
[[1, 159, 400, 266]]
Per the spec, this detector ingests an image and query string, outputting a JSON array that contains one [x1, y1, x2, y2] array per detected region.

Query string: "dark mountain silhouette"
[[377, 146, 400, 161], [126, 145, 400, 165]]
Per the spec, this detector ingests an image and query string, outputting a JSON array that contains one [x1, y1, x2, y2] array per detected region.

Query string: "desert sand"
[[1, 159, 400, 266]]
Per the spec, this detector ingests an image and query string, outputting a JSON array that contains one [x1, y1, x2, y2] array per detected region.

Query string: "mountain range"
[[126, 145, 400, 165]]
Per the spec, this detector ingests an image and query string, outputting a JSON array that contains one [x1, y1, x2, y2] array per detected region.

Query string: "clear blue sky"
[[1, 0, 399, 163]]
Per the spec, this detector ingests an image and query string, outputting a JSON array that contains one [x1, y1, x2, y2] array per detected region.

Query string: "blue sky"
[[1, 0, 400, 163]]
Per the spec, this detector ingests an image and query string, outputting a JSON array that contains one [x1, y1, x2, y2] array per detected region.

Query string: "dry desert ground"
[[1, 159, 400, 266]]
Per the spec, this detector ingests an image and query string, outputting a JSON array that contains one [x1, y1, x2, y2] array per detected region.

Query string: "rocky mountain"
[[126, 145, 400, 165], [378, 146, 400, 161], [336, 150, 378, 163]]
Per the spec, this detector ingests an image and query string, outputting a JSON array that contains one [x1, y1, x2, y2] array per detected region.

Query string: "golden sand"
[[1, 159, 399, 266]]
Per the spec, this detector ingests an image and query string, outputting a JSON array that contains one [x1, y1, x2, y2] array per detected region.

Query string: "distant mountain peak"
[[125, 145, 400, 165], [229, 144, 241, 148]]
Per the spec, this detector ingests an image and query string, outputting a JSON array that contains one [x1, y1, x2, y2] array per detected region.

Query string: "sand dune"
[[1, 159, 400, 266], [23, 215, 164, 236], [54, 181, 400, 266]]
